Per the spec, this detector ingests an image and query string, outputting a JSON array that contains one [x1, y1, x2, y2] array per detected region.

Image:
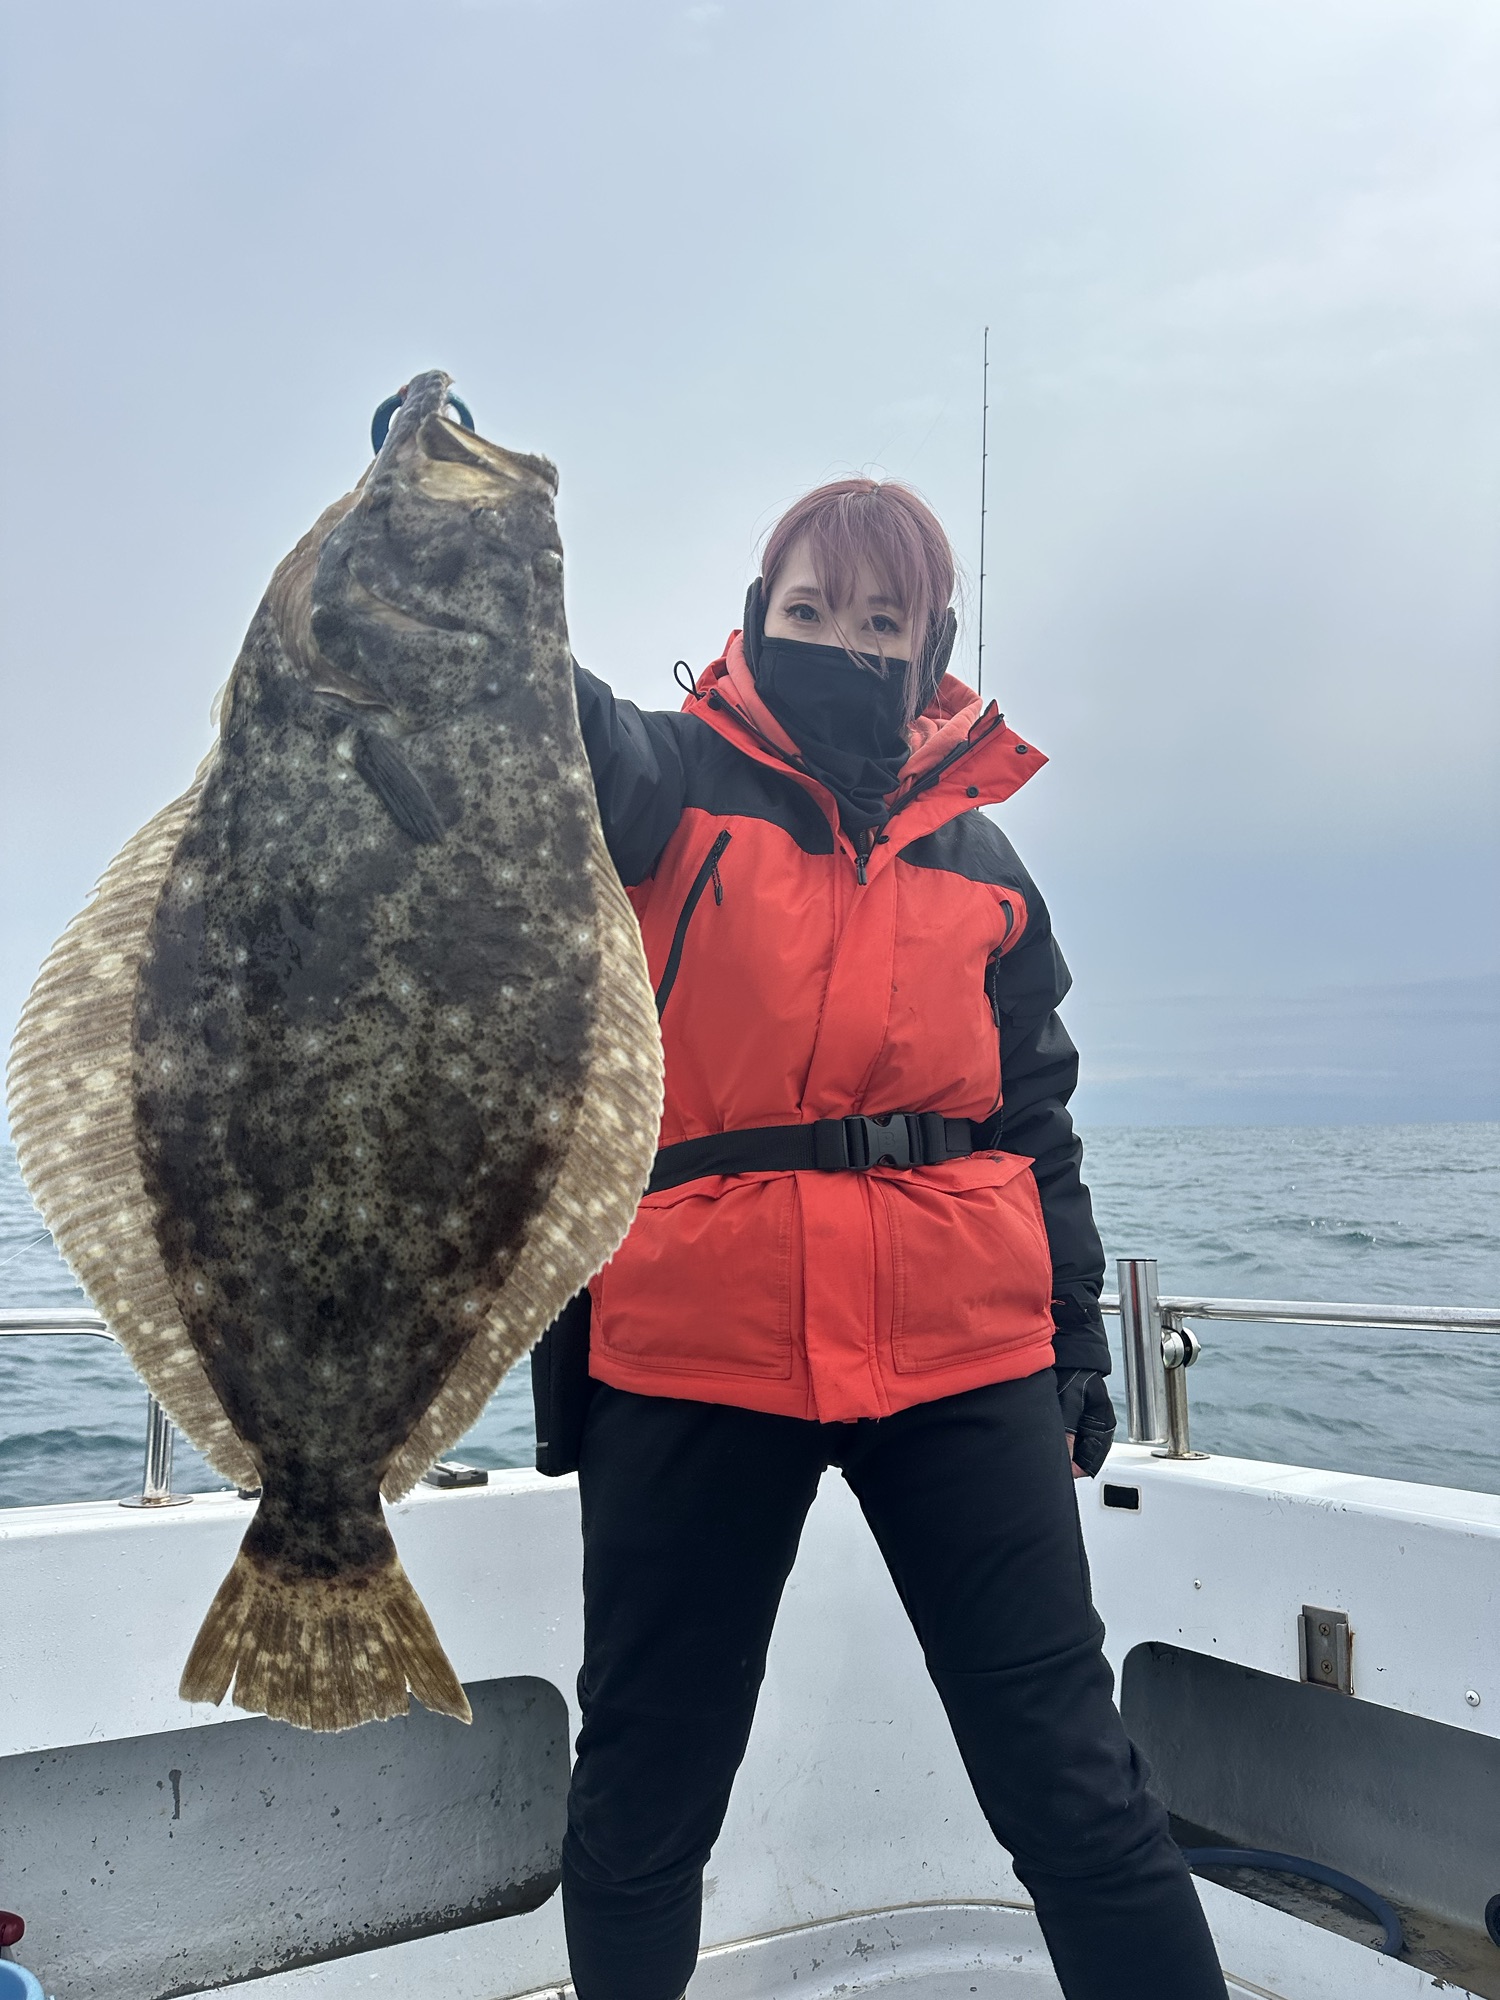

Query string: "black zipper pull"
[[855, 844, 869, 886], [711, 859, 724, 905]]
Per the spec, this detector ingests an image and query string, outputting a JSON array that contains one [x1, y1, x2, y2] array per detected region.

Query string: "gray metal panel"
[[1122, 1641, 1500, 1937], [0, 1676, 567, 2000]]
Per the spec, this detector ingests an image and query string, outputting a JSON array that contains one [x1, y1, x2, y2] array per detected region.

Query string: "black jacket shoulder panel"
[[575, 665, 834, 878], [677, 721, 835, 855], [899, 811, 1033, 890]]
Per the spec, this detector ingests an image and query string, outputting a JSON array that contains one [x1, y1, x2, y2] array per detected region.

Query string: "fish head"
[[302, 369, 567, 728]]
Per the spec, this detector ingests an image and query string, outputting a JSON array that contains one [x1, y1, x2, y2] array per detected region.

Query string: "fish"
[[6, 370, 663, 1732]]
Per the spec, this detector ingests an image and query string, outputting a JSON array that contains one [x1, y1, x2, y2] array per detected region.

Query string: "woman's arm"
[[573, 664, 691, 885], [988, 894, 1112, 1381]]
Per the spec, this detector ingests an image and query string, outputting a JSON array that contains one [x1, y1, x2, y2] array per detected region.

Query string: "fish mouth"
[[379, 369, 560, 503]]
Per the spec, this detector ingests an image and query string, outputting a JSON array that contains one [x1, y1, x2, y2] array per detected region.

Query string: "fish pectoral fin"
[[352, 729, 446, 845]]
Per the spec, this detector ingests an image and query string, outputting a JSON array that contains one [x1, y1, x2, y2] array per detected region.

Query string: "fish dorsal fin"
[[6, 785, 260, 1490]]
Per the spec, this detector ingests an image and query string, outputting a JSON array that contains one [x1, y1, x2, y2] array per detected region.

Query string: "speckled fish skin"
[[112, 370, 661, 1727]]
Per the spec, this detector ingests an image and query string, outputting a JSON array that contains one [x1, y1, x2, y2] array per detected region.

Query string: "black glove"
[[1055, 1368, 1117, 1478]]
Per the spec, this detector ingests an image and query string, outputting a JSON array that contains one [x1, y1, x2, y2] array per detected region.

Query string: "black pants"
[[562, 1374, 1226, 2000]]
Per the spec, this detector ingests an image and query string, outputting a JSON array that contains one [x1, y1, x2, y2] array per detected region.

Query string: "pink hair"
[[759, 478, 957, 719]]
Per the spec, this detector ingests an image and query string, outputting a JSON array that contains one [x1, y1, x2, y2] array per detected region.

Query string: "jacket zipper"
[[654, 829, 731, 1017], [851, 714, 1006, 886]]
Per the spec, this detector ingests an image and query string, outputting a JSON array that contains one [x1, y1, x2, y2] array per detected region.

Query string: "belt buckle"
[[846, 1114, 916, 1170]]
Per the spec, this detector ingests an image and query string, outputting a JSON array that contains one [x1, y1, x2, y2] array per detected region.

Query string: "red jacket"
[[575, 636, 1107, 1423]]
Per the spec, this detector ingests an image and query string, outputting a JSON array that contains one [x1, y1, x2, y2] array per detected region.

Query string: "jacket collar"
[[689, 632, 1047, 828]]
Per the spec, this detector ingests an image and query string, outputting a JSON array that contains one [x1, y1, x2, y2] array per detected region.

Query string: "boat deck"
[[2, 1445, 1499, 2000]]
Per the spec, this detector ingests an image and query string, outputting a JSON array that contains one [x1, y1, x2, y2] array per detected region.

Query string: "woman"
[[550, 479, 1226, 2000]]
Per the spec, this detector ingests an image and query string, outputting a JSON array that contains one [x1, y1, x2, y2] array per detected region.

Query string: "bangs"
[[760, 479, 957, 719]]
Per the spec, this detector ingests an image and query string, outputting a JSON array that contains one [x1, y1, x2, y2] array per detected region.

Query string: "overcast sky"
[[2, 0, 1497, 1123]]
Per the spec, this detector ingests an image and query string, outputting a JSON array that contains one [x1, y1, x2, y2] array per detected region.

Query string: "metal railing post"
[[1118, 1258, 1168, 1445], [1156, 1310, 1207, 1461], [119, 1393, 191, 1508]]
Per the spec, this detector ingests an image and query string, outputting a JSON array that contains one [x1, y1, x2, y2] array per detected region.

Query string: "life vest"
[[587, 633, 1058, 1424]]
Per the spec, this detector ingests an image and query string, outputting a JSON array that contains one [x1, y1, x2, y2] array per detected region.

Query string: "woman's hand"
[[1055, 1368, 1118, 1479]]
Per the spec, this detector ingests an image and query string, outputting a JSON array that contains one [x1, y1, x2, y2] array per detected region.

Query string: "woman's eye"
[[787, 603, 818, 622], [872, 615, 899, 635]]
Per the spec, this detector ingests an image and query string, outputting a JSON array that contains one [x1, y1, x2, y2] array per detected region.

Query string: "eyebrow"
[[777, 582, 905, 611]]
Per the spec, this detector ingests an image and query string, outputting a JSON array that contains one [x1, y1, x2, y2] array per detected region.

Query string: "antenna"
[[977, 326, 990, 701]]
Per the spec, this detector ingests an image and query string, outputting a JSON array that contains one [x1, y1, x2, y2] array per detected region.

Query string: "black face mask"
[[743, 580, 916, 834], [740, 581, 961, 834]]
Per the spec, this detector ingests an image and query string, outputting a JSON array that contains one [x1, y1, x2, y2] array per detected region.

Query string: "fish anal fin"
[[352, 729, 446, 845], [382, 819, 664, 1499]]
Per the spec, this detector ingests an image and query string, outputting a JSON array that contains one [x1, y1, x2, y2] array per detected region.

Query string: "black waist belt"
[[648, 1113, 985, 1195]]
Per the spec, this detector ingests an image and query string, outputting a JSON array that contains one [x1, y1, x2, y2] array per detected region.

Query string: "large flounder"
[[6, 371, 663, 1732]]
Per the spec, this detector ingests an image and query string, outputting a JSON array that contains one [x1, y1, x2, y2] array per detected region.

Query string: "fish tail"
[[179, 1542, 472, 1733]]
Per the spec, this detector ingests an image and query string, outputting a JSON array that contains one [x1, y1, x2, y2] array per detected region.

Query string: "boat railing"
[[1106, 1260, 1500, 1460], [4, 1272, 1500, 1502], [0, 1307, 189, 1507]]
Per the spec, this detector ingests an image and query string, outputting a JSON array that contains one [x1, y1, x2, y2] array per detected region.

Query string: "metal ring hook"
[[370, 386, 476, 456]]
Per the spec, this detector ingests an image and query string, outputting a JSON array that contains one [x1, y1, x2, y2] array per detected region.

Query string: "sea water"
[[1, 1124, 1497, 1510]]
